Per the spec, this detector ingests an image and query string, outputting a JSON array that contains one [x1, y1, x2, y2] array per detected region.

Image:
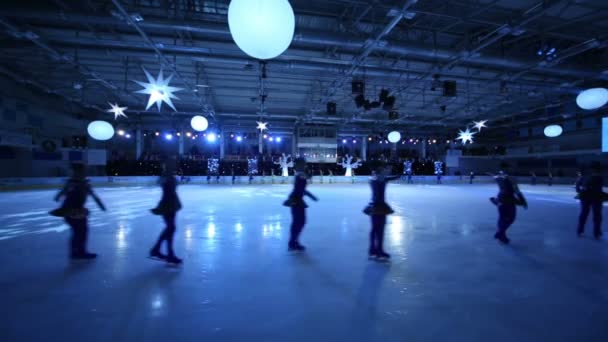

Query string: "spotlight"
[[117, 129, 125, 136], [176, 132, 181, 137], [276, 137, 282, 142], [446, 140, 451, 144], [352, 139, 356, 143], [269, 137, 274, 142], [230, 133, 234, 138], [409, 138, 413, 143], [433, 139, 437, 143], [368, 136, 372, 141], [342, 139, 347, 143], [236, 136, 243, 142], [186, 132, 192, 137], [155, 131, 160, 136], [165, 133, 173, 141], [207, 133, 217, 142], [218, 135, 221, 138], [192, 136, 196, 140], [263, 134, 268, 139], [125, 133, 131, 139]]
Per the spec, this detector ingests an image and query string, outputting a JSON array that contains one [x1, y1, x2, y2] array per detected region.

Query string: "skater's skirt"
[[49, 207, 89, 219], [150, 200, 182, 215], [363, 202, 394, 216], [283, 197, 308, 208]]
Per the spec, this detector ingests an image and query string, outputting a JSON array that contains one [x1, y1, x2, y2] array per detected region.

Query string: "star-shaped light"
[[106, 102, 128, 120], [456, 127, 476, 145], [256, 121, 268, 131], [134, 68, 182, 111], [472, 120, 488, 131]]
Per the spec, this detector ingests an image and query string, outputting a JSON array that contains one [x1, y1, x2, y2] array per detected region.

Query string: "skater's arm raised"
[[304, 190, 318, 201], [87, 185, 106, 211], [54, 184, 68, 202]]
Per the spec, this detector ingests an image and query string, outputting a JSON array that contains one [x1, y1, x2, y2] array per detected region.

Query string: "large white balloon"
[[228, 0, 295, 60], [87, 121, 114, 141], [576, 88, 608, 110], [544, 124, 563, 138], [387, 131, 401, 143], [191, 115, 209, 132]]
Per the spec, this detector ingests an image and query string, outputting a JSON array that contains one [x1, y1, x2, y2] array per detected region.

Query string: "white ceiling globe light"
[[387, 131, 401, 143], [228, 0, 295, 60], [87, 121, 114, 141], [576, 88, 608, 110], [544, 124, 563, 138], [191, 115, 209, 132]]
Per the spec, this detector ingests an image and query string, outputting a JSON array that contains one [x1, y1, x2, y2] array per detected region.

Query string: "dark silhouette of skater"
[[150, 161, 183, 264], [530, 171, 537, 185], [50, 163, 106, 259], [490, 167, 527, 244], [363, 166, 400, 260], [576, 163, 605, 239], [469, 171, 475, 184], [283, 158, 318, 251], [548, 172, 553, 186]]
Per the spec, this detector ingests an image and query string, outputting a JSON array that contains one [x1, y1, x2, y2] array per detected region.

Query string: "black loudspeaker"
[[383, 96, 396, 111], [352, 80, 365, 95], [354, 94, 366, 108], [388, 111, 399, 120], [379, 89, 389, 102], [443, 80, 457, 97], [327, 102, 337, 115]]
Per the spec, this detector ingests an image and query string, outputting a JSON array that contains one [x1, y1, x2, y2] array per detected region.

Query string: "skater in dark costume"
[[434, 160, 444, 184], [231, 165, 236, 185], [150, 161, 183, 264], [489, 166, 528, 244], [530, 171, 537, 185], [50, 163, 106, 259], [283, 158, 318, 251], [575, 162, 606, 239], [363, 165, 400, 260], [548, 172, 553, 186], [469, 171, 475, 184]]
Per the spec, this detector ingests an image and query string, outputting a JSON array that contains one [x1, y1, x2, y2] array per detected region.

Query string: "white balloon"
[[191, 115, 209, 132], [576, 88, 608, 110], [387, 131, 401, 143], [228, 0, 295, 60], [87, 121, 114, 141], [544, 124, 563, 138]]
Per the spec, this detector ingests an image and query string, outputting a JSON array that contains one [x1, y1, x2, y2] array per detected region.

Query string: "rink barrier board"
[[0, 176, 579, 191]]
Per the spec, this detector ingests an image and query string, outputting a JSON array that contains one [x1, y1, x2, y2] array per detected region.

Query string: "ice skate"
[[165, 254, 183, 265], [148, 248, 167, 261], [71, 252, 97, 260]]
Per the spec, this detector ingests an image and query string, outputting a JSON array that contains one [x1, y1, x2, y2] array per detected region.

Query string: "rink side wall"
[[0, 175, 580, 191]]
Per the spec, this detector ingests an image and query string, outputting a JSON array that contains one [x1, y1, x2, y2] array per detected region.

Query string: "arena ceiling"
[[1, 0, 607, 136]]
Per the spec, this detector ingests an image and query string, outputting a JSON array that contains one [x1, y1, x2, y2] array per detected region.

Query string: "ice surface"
[[0, 183, 607, 341]]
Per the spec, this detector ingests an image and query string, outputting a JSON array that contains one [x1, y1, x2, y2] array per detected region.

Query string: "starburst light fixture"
[[107, 102, 128, 120], [456, 127, 476, 145], [134, 68, 182, 111], [256, 121, 268, 131], [472, 120, 487, 131]]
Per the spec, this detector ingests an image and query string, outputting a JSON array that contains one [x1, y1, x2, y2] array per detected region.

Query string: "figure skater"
[[469, 171, 475, 184], [283, 158, 318, 251], [434, 160, 444, 184], [548, 172, 553, 186], [576, 162, 605, 239], [489, 166, 528, 244], [530, 171, 537, 185], [363, 165, 400, 260], [231, 165, 236, 185], [150, 161, 183, 264], [403, 159, 414, 184], [50, 163, 106, 259]]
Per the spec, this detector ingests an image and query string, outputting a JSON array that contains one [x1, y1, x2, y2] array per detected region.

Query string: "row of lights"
[[116, 130, 284, 143], [340, 137, 451, 145]]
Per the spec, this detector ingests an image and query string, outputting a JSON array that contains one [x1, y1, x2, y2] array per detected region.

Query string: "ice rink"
[[1, 182, 607, 341]]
